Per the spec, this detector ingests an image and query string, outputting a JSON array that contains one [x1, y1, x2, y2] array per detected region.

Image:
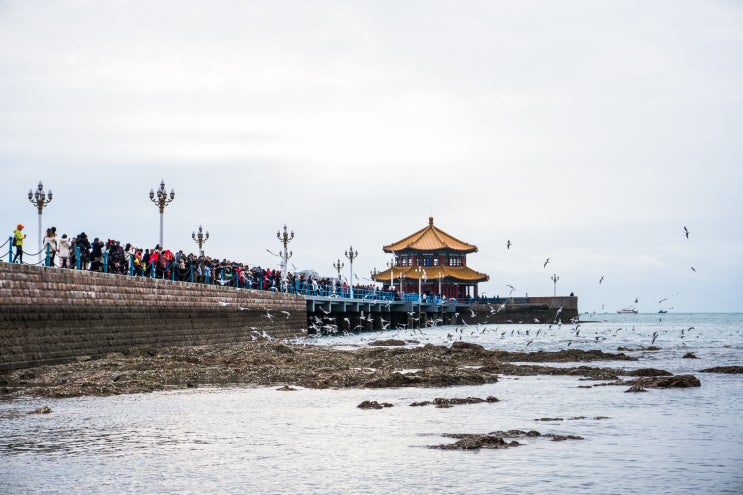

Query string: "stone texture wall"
[[0, 263, 307, 370], [464, 297, 579, 324]]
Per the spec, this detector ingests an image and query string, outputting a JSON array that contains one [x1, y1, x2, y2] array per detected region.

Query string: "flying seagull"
[[506, 240, 512, 250], [690, 266, 696, 272], [543, 258, 551, 268], [684, 226, 689, 238], [599, 276, 604, 284]]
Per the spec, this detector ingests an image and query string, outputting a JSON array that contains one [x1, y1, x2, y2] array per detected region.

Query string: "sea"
[[1, 312, 741, 495]]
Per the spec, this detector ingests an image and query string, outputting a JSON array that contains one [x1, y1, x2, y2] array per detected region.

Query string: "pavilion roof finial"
[[429, 216, 434, 226]]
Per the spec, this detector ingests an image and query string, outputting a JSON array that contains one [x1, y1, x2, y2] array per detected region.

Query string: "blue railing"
[[7, 243, 484, 305]]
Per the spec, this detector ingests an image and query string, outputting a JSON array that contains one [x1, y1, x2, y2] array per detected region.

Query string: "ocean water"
[[1, 313, 741, 494]]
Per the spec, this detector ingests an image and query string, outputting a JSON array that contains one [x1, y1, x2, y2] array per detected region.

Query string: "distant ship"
[[617, 307, 638, 314]]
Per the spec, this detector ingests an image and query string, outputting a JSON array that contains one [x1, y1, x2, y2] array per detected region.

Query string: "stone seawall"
[[465, 296, 579, 324], [0, 263, 308, 370]]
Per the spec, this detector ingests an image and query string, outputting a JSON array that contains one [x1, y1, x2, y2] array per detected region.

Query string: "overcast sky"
[[1, 0, 741, 313]]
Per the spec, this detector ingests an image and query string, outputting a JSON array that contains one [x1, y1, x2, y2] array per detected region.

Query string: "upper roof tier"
[[383, 217, 478, 254]]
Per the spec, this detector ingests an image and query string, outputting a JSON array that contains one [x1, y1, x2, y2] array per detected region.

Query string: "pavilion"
[[372, 217, 489, 299]]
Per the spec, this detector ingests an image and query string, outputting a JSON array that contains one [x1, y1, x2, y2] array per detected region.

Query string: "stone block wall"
[[0, 263, 308, 370]]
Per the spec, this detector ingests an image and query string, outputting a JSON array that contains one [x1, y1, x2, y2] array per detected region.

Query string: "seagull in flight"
[[683, 226, 689, 238], [543, 258, 551, 268], [599, 276, 604, 284], [506, 240, 512, 250], [690, 266, 696, 272]]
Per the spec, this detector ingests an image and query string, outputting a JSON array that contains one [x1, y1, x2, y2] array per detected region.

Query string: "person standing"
[[11, 224, 26, 263], [42, 228, 57, 266], [57, 234, 71, 268]]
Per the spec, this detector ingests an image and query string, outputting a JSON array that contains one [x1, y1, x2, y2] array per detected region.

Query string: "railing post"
[[151, 261, 155, 279], [103, 251, 109, 273], [7, 236, 12, 262], [45, 243, 50, 267], [75, 245, 81, 270], [190, 264, 194, 283]]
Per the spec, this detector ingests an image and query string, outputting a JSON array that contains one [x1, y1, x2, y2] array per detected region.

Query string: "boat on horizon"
[[617, 307, 638, 314]]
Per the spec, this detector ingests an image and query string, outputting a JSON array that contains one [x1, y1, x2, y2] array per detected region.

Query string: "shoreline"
[[0, 340, 709, 400]]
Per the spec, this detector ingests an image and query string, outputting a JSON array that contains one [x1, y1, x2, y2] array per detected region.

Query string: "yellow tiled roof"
[[372, 265, 489, 284], [383, 217, 478, 253]]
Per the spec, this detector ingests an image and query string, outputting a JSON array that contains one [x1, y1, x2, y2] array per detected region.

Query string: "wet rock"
[[699, 366, 743, 374], [276, 385, 297, 391], [628, 374, 701, 388], [627, 368, 673, 377], [494, 349, 636, 363], [368, 339, 406, 347], [432, 434, 518, 450], [357, 400, 393, 409], [450, 341, 487, 353], [682, 352, 699, 359], [410, 396, 499, 408], [625, 384, 647, 393], [535, 417, 564, 421], [27, 406, 52, 414]]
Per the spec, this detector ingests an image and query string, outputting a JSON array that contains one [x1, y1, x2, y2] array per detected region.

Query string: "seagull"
[[684, 226, 689, 238], [651, 331, 659, 345], [218, 301, 230, 307], [690, 266, 696, 272], [599, 276, 604, 284], [506, 240, 512, 250], [280, 310, 291, 319], [470, 308, 476, 318], [264, 310, 274, 320], [506, 285, 516, 294], [543, 258, 551, 268]]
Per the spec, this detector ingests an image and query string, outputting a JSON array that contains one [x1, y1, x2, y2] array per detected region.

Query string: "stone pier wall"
[[465, 296, 579, 324], [0, 263, 307, 370]]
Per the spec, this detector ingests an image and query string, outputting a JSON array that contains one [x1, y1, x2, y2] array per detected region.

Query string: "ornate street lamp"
[[551, 273, 559, 297], [398, 272, 405, 295], [345, 246, 358, 299], [333, 258, 344, 294], [28, 181, 53, 263], [277, 225, 294, 292], [387, 258, 396, 292], [437, 272, 444, 296], [192, 225, 209, 256], [149, 180, 175, 248], [415, 265, 427, 302]]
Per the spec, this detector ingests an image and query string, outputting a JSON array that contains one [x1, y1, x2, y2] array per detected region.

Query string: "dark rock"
[[626, 368, 673, 377], [625, 384, 647, 392], [450, 341, 486, 352], [535, 417, 563, 421], [27, 406, 52, 414], [699, 366, 743, 374], [410, 396, 499, 408], [629, 374, 701, 388], [276, 385, 297, 391], [357, 400, 393, 409], [368, 339, 406, 347], [682, 352, 699, 359]]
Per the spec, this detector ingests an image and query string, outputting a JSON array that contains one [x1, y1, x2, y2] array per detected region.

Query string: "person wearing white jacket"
[[57, 234, 71, 268]]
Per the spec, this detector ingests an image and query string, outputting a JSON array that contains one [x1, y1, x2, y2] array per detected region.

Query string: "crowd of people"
[[8, 223, 378, 296]]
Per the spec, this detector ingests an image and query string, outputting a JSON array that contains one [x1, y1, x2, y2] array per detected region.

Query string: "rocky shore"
[[0, 340, 707, 399]]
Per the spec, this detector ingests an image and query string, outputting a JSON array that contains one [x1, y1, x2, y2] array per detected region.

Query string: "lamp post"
[[333, 258, 344, 295], [437, 272, 444, 297], [415, 266, 427, 302], [28, 181, 52, 263], [398, 272, 405, 296], [149, 180, 175, 248], [551, 273, 559, 297], [345, 246, 358, 299], [371, 268, 378, 300], [191, 225, 209, 256], [277, 225, 294, 293], [387, 258, 396, 291]]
